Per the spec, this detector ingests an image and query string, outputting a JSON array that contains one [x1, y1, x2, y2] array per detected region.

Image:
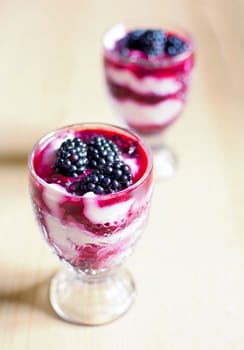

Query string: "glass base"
[[49, 267, 136, 325], [152, 146, 178, 180]]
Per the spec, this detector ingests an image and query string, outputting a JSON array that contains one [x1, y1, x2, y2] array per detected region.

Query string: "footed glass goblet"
[[28, 123, 153, 325], [103, 24, 195, 179]]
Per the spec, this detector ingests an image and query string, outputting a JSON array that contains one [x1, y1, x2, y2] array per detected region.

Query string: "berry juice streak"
[[103, 30, 195, 136], [29, 125, 152, 272]]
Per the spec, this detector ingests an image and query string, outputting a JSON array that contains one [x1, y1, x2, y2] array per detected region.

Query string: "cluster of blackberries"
[[126, 29, 166, 57], [119, 29, 188, 57], [71, 161, 132, 195], [55, 136, 133, 195]]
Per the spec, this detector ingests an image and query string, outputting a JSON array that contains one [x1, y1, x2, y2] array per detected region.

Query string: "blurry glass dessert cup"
[[103, 24, 195, 178], [28, 123, 153, 325]]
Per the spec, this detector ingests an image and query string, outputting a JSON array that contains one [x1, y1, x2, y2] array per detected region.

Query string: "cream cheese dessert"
[[103, 25, 195, 136], [29, 123, 153, 273]]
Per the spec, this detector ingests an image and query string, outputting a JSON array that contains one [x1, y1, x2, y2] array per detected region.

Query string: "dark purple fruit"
[[120, 29, 166, 56], [165, 35, 188, 56], [55, 138, 88, 178], [87, 136, 120, 170], [70, 160, 133, 196]]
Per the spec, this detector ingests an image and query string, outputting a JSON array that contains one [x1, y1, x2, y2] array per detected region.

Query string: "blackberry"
[[126, 29, 146, 50], [124, 29, 166, 56], [70, 160, 133, 196], [165, 35, 188, 56], [55, 138, 88, 177], [87, 136, 120, 170], [117, 30, 144, 56], [102, 160, 132, 186]]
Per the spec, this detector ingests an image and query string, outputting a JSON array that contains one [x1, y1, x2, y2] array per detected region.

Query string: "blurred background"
[[0, 1, 244, 349], [0, 0, 243, 156]]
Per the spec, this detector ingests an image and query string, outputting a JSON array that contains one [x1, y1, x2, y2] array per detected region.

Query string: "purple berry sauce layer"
[[29, 124, 153, 272], [103, 27, 195, 135]]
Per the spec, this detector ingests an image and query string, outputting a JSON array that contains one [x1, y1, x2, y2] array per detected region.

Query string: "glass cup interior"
[[28, 122, 153, 324], [103, 24, 195, 179]]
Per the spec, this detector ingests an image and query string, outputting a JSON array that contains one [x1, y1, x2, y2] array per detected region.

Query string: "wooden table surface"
[[0, 1, 244, 349]]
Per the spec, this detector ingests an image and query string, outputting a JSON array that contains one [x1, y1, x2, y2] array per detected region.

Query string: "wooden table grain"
[[0, 1, 244, 349]]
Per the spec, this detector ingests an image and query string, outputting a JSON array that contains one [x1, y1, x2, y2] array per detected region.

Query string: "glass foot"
[[49, 267, 136, 325], [152, 146, 178, 180]]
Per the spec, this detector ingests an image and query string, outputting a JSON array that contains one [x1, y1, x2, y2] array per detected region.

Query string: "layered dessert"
[[29, 123, 153, 273], [103, 25, 195, 136]]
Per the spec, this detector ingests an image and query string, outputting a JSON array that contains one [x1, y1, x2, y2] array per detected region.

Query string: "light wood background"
[[0, 0, 244, 349]]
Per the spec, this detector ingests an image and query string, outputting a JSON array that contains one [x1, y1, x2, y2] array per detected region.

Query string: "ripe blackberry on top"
[[117, 28, 189, 57]]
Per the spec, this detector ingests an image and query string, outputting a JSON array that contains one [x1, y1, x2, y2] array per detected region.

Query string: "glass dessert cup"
[[103, 24, 195, 179], [28, 123, 153, 325]]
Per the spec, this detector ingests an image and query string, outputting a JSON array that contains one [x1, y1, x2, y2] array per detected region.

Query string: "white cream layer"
[[83, 194, 135, 225], [44, 184, 136, 227], [106, 66, 182, 95], [104, 24, 126, 50], [110, 98, 183, 126], [44, 208, 148, 258]]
